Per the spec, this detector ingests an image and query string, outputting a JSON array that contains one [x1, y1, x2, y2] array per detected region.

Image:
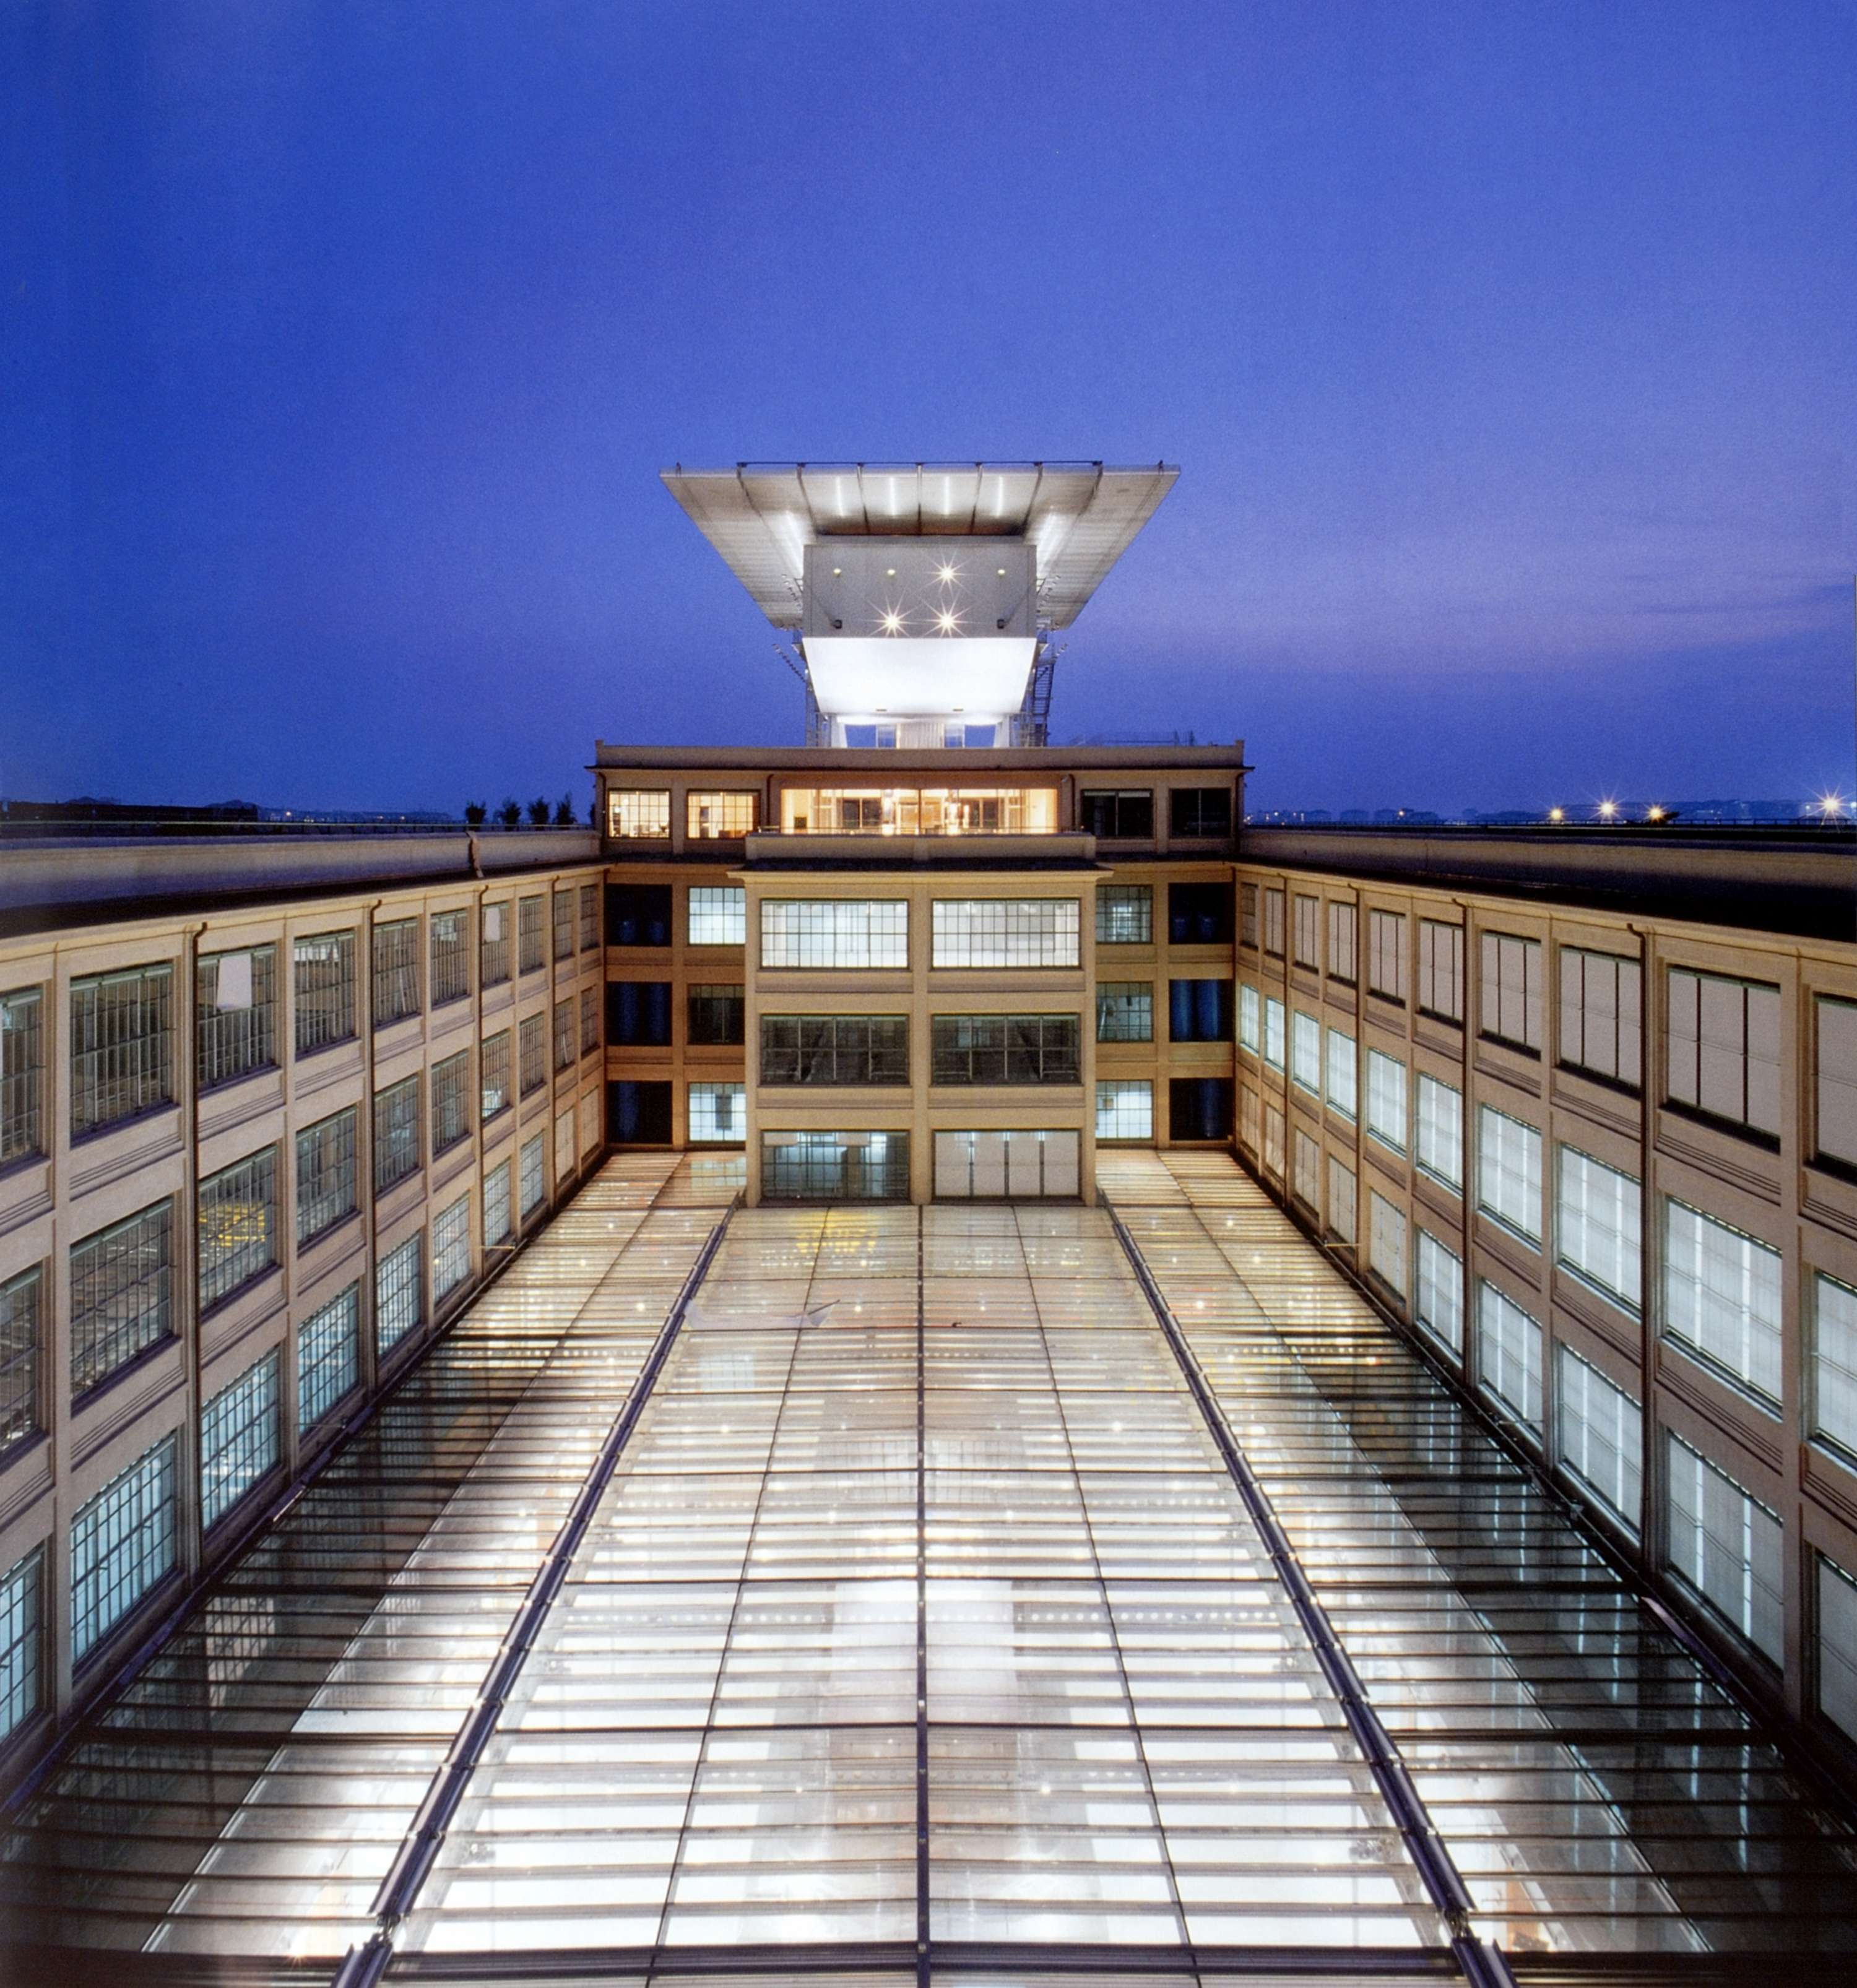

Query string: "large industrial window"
[[760, 1016, 909, 1086], [1476, 1281, 1543, 1435], [0, 1266, 42, 1454], [607, 789, 671, 839], [688, 984, 746, 1045], [1080, 790, 1153, 839], [1415, 1230, 1463, 1356], [295, 1106, 358, 1245], [1557, 1345, 1642, 1536], [431, 1050, 472, 1154], [1560, 948, 1642, 1090], [1556, 1147, 1641, 1313], [519, 1132, 546, 1215], [1366, 1050, 1407, 1153], [298, 1284, 360, 1432], [1290, 1011, 1321, 1095], [1238, 985, 1260, 1054], [553, 999, 576, 1073], [71, 963, 173, 1138], [1239, 1085, 1260, 1156], [196, 945, 277, 1091], [1169, 1077, 1231, 1143], [519, 1013, 546, 1096], [1416, 1074, 1462, 1190], [688, 1083, 747, 1143], [579, 986, 600, 1057], [517, 895, 546, 974], [1418, 920, 1464, 1022], [931, 1014, 1080, 1086], [1666, 1432, 1783, 1664], [1666, 967, 1781, 1142], [1663, 1198, 1782, 1407], [1366, 910, 1406, 1003], [1478, 1105, 1542, 1245], [1096, 1080, 1153, 1141], [1, 986, 43, 1165], [1262, 996, 1284, 1068], [1325, 1027, 1356, 1120], [1096, 983, 1152, 1043], [552, 888, 576, 962], [1262, 888, 1285, 956], [1096, 885, 1152, 946], [372, 917, 420, 1027], [608, 983, 672, 1047], [1239, 884, 1259, 949], [71, 1432, 176, 1662], [1327, 1155, 1357, 1246], [376, 1233, 423, 1355], [1480, 932, 1543, 1052], [480, 1031, 513, 1120], [293, 931, 356, 1057], [763, 900, 909, 969], [71, 1199, 173, 1394], [1292, 894, 1320, 969], [689, 886, 747, 946], [429, 910, 470, 1008], [201, 1349, 280, 1531], [1327, 901, 1357, 985], [483, 1160, 512, 1247], [1819, 1555, 1857, 1742], [781, 786, 1055, 834], [1292, 1127, 1321, 1212], [198, 1147, 279, 1310], [1169, 883, 1233, 945], [1169, 787, 1231, 838], [1811, 1271, 1857, 1466], [433, 1194, 472, 1299], [479, 901, 511, 988], [686, 792, 758, 839], [1262, 1101, 1285, 1180], [1368, 1191, 1407, 1297], [932, 899, 1079, 969], [0, 1547, 43, 1742], [1171, 980, 1234, 1044], [1816, 996, 1857, 1173], [608, 1081, 672, 1144], [373, 1074, 421, 1193], [579, 884, 599, 951], [761, 1130, 909, 1201]]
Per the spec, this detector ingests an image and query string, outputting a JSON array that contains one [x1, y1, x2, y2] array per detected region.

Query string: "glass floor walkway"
[[2, 1152, 1854, 1984]]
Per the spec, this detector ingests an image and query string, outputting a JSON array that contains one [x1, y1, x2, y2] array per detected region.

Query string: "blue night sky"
[[4, 1, 1855, 817]]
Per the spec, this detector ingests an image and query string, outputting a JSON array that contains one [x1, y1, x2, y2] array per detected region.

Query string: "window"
[[1170, 787, 1231, 838], [1169, 1078, 1231, 1142], [430, 910, 470, 1007], [1369, 1191, 1407, 1297], [372, 917, 420, 1026], [1292, 1128, 1321, 1211], [553, 999, 576, 1073], [0, 1548, 43, 1741], [298, 1285, 360, 1431], [761, 1131, 909, 1201], [1173, 980, 1236, 1045], [373, 1074, 421, 1193], [1415, 1232, 1464, 1355], [480, 1031, 512, 1120], [1366, 1050, 1407, 1153], [483, 1160, 512, 1247], [431, 1050, 472, 1154], [552, 889, 576, 962], [1478, 1106, 1542, 1245], [607, 789, 670, 838], [1819, 1555, 1857, 1741], [1663, 1198, 1782, 1407], [609, 1079, 672, 1144], [71, 1201, 173, 1394], [198, 1147, 279, 1310], [519, 1132, 546, 1215], [517, 895, 546, 974], [688, 984, 745, 1046], [1560, 948, 1642, 1089], [1327, 902, 1357, 985], [1325, 1028, 1357, 1120], [1479, 932, 1543, 1052], [1666, 1432, 1783, 1664], [1, 987, 44, 1164], [1239, 1085, 1260, 1156], [71, 1433, 176, 1661], [687, 791, 758, 839], [608, 981, 672, 1049], [1418, 921, 1464, 1022], [932, 899, 1079, 969], [201, 1350, 280, 1530], [1327, 1156, 1357, 1246], [1811, 1271, 1857, 1465], [1556, 1147, 1640, 1312], [479, 901, 511, 987], [1262, 996, 1284, 1069], [1096, 983, 1153, 1043], [1557, 1346, 1642, 1536], [1263, 1102, 1285, 1180], [295, 1107, 358, 1245], [433, 1194, 472, 1299], [0, 1267, 43, 1454], [1291, 1011, 1321, 1095], [932, 1014, 1080, 1086], [1367, 911, 1406, 1003], [71, 964, 173, 1136], [780, 785, 1054, 834], [376, 1232, 423, 1355], [1816, 996, 1857, 1172], [1239, 984, 1260, 1055], [689, 886, 747, 946], [1080, 790, 1154, 838], [579, 883, 599, 951], [195, 945, 278, 1091], [1096, 1080, 1153, 1141], [293, 931, 356, 1056], [763, 900, 909, 969], [688, 1083, 746, 1142], [1666, 967, 1781, 1141], [519, 1013, 546, 1096], [1240, 884, 1259, 949], [1097, 885, 1153, 945], [1262, 888, 1285, 957], [1169, 883, 1234, 946], [1416, 1074, 1462, 1190], [1477, 1281, 1543, 1434], [579, 986, 599, 1057]]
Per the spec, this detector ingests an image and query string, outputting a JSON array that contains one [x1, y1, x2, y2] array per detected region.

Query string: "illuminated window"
[[761, 1130, 909, 1200], [1477, 1106, 1541, 1244], [607, 789, 671, 839], [429, 911, 470, 1007], [688, 886, 746, 946], [71, 1199, 174, 1394], [1239, 983, 1260, 1054], [519, 1013, 546, 1095], [431, 1050, 472, 1154], [518, 894, 546, 974], [295, 1107, 358, 1245], [1096, 1079, 1153, 1140], [479, 901, 511, 987], [1557, 1147, 1640, 1311], [200, 1350, 280, 1530], [1096, 983, 1152, 1042], [1663, 1198, 1781, 1407], [1819, 1555, 1857, 1740], [933, 899, 1080, 969], [373, 1075, 421, 1192], [483, 1160, 512, 1247], [0, 1547, 44, 1741], [197, 1147, 279, 1310], [780, 787, 1057, 835], [71, 964, 173, 1136], [1666, 1432, 1782, 1663], [688, 1082, 746, 1142], [1812, 1271, 1857, 1465], [1291, 1011, 1321, 1094], [376, 1233, 423, 1354], [1327, 1156, 1356, 1245], [1368, 1191, 1406, 1297], [1557, 1346, 1641, 1536], [1476, 1281, 1543, 1434], [480, 1031, 511, 1120], [1415, 1231, 1463, 1355], [71, 1434, 175, 1661], [1325, 1027, 1356, 1120], [1096, 885, 1151, 945], [1292, 1127, 1320, 1210], [762, 901, 909, 969], [0, 1266, 43, 1454], [1, 986, 43, 1164], [1366, 1050, 1406, 1152], [298, 1284, 360, 1431], [1416, 1075, 1461, 1190], [196, 946, 278, 1091], [433, 1194, 472, 1300], [686, 791, 758, 839], [372, 918, 420, 1026], [519, 1133, 546, 1216], [293, 931, 356, 1055]]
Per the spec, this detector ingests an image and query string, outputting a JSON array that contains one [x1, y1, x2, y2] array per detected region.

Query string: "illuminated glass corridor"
[[2, 1154, 1855, 1982]]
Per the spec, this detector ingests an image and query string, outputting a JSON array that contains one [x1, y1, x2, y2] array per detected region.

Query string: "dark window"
[[930, 1015, 1080, 1086], [431, 1050, 471, 1154], [430, 911, 470, 1007], [1170, 788, 1232, 839], [372, 918, 420, 1026], [1096, 983, 1153, 1042], [373, 1075, 421, 1193], [605, 884, 672, 948], [1080, 790, 1154, 839], [1168, 883, 1233, 946], [607, 982, 673, 1047], [688, 985, 746, 1045], [1170, 1077, 1233, 1142], [608, 1080, 673, 1144], [1169, 980, 1234, 1042], [761, 1015, 909, 1086]]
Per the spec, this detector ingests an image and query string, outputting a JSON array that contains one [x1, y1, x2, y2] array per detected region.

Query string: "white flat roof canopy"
[[662, 461, 1178, 628]]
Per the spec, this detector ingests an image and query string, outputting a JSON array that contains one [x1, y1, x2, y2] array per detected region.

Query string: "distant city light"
[[1547, 806, 1565, 823], [1598, 800, 1617, 819], [1819, 792, 1847, 817], [1646, 805, 1664, 821]]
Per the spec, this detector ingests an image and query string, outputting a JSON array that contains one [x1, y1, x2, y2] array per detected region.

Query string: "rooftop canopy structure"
[[662, 462, 1178, 746]]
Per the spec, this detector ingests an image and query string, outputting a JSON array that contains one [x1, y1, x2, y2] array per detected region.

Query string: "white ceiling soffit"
[[800, 636, 1038, 721], [661, 462, 1179, 629]]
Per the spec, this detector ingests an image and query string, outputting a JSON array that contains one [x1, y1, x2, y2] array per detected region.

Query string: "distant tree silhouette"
[[464, 801, 487, 826], [527, 796, 550, 827], [496, 797, 521, 829], [552, 793, 575, 826]]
